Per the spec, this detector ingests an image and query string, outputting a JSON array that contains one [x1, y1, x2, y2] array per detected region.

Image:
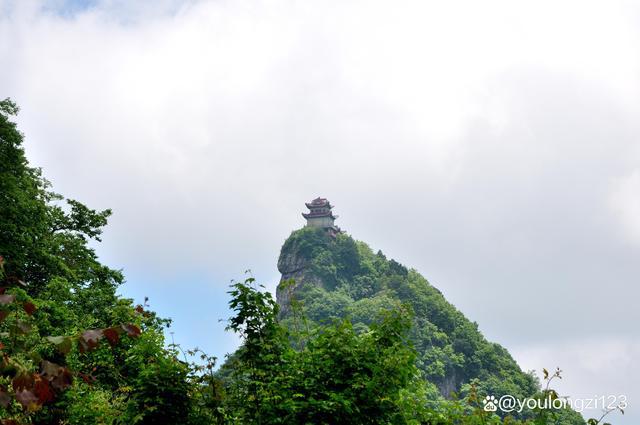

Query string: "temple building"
[[302, 197, 341, 235]]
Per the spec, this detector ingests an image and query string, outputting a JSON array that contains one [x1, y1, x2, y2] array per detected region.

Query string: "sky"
[[1, 0, 639, 422]]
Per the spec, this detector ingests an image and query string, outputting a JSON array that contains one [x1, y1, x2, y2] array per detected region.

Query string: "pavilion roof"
[[305, 197, 332, 209]]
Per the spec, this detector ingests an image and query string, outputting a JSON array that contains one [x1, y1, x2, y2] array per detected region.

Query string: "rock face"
[[439, 372, 458, 400], [275, 249, 310, 315], [276, 242, 330, 316], [275, 226, 334, 316]]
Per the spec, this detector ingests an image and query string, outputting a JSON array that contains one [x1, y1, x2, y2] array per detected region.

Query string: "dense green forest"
[[0, 98, 617, 424], [276, 227, 537, 397], [273, 228, 587, 425]]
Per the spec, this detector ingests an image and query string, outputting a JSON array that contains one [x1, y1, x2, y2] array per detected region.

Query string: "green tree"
[[224, 277, 435, 424], [0, 99, 193, 424]]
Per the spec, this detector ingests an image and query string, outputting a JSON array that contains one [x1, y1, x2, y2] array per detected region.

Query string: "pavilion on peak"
[[302, 197, 341, 236]]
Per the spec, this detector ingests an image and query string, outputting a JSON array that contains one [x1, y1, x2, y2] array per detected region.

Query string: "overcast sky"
[[1, 0, 639, 422]]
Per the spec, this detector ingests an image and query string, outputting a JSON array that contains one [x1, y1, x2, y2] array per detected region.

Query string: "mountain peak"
[[276, 225, 537, 400]]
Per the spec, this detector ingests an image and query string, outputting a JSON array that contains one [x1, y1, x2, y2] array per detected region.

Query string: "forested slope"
[[276, 227, 536, 400]]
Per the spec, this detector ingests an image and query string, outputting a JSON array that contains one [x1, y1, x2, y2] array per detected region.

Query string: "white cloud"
[[610, 169, 640, 243], [513, 338, 638, 423]]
